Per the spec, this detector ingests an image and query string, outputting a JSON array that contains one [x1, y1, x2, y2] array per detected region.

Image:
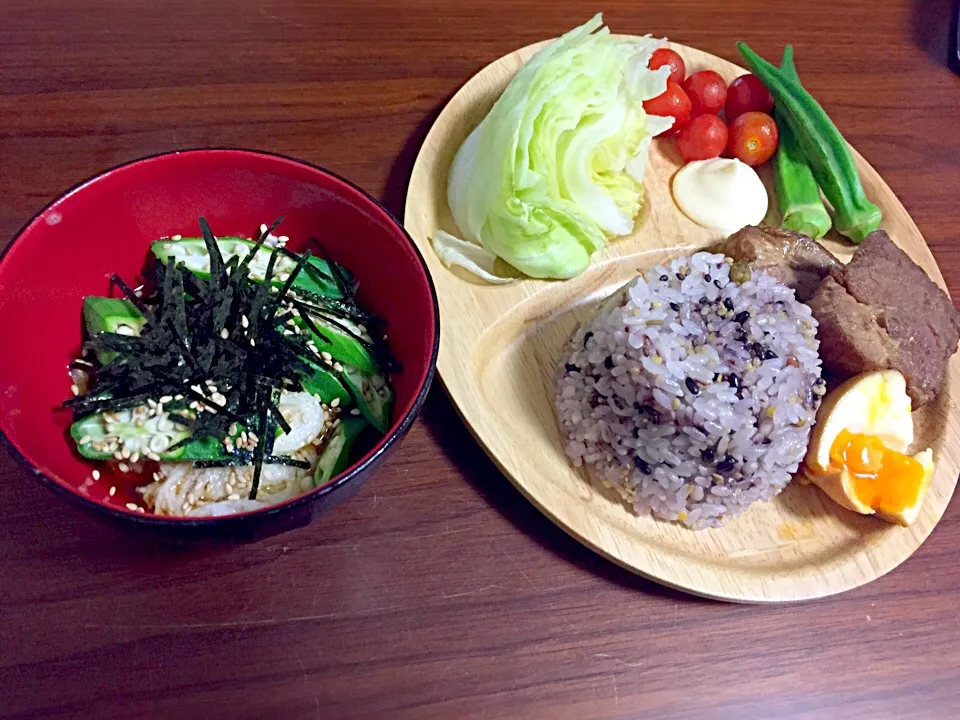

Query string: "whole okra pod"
[[738, 42, 882, 243]]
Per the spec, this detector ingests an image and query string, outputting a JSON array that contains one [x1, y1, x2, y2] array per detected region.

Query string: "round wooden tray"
[[404, 37, 960, 602]]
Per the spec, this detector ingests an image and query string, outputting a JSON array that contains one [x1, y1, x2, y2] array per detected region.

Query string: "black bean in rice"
[[555, 251, 823, 530]]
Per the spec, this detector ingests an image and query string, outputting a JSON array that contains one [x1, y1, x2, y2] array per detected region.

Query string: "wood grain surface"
[[404, 38, 960, 603], [2, 0, 960, 717]]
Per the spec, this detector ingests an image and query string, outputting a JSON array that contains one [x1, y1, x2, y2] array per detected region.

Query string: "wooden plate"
[[404, 38, 960, 602]]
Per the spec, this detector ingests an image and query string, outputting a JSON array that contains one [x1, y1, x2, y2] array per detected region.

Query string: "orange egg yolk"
[[829, 429, 924, 513]]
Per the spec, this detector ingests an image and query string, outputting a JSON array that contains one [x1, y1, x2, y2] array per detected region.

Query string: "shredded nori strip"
[[291, 290, 373, 324], [64, 217, 392, 501], [235, 217, 284, 280], [310, 237, 357, 303], [294, 300, 396, 371], [110, 273, 146, 309], [199, 218, 224, 282], [193, 454, 311, 470], [270, 249, 313, 314]]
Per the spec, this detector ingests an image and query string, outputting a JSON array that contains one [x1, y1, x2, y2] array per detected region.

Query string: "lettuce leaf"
[[439, 14, 671, 281], [431, 231, 515, 284]]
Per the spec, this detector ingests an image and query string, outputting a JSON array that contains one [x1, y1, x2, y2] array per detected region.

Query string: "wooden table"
[[3, 1, 959, 717]]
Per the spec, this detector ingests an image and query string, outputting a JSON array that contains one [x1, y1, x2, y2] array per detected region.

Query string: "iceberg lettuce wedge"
[[435, 14, 673, 281]]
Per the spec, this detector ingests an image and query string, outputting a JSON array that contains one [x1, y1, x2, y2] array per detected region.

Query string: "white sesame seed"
[[293, 325, 302, 335], [147, 399, 158, 408], [91, 469, 101, 480], [108, 485, 116, 496], [260, 224, 268, 234], [159, 395, 173, 404], [241, 315, 249, 328], [212, 392, 226, 406], [113, 451, 124, 460], [250, 338, 256, 347], [137, 507, 145, 513], [350, 408, 361, 416], [330, 397, 340, 408], [321, 351, 333, 362], [79, 435, 91, 445], [220, 328, 229, 339], [125, 503, 139, 511], [333, 362, 343, 372], [147, 452, 161, 461], [171, 234, 182, 241], [130, 453, 140, 464], [227, 493, 241, 501], [70, 384, 80, 396]]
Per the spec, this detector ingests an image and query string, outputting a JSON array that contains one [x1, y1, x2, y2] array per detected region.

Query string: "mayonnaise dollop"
[[671, 158, 769, 234]]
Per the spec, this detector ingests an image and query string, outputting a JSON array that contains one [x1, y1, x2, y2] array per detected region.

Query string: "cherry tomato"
[[675, 114, 728, 162], [649, 48, 686, 85], [682, 70, 727, 116], [725, 111, 779, 166], [725, 73, 775, 121], [642, 81, 693, 136]]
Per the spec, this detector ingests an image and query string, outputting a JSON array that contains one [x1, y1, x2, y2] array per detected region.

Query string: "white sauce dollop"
[[671, 158, 769, 234]]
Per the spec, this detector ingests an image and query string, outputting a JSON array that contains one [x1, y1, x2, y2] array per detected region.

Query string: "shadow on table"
[[379, 93, 451, 221], [912, 0, 957, 68], [418, 386, 713, 605]]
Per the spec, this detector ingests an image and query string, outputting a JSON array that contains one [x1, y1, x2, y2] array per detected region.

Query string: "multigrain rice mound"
[[555, 251, 824, 529]]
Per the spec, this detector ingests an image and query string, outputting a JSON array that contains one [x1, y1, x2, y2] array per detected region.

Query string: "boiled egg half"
[[803, 370, 934, 526]]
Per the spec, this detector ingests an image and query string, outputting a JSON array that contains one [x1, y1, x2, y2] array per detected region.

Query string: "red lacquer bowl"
[[0, 149, 439, 538]]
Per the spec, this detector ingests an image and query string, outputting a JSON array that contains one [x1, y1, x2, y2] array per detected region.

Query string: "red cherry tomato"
[[725, 111, 779, 166], [649, 48, 686, 85], [682, 70, 727, 116], [642, 81, 693, 136], [725, 74, 775, 121], [675, 114, 728, 162]]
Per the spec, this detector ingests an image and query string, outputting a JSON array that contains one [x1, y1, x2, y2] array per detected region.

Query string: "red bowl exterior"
[[0, 149, 439, 537]]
